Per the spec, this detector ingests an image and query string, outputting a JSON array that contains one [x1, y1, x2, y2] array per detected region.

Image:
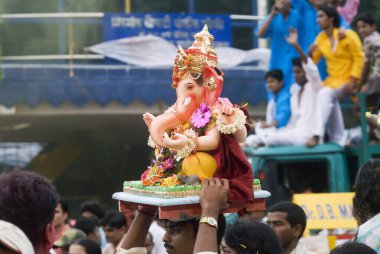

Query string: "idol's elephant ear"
[[203, 66, 223, 106]]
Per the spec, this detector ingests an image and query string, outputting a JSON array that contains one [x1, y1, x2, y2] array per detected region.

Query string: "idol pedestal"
[[112, 190, 270, 220]]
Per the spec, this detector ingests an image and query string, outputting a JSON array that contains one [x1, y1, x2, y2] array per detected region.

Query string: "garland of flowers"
[[216, 109, 246, 134], [141, 150, 180, 186], [147, 136, 157, 148], [175, 129, 197, 159]]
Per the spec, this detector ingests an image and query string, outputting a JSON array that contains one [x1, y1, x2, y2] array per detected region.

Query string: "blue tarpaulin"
[[0, 64, 266, 108]]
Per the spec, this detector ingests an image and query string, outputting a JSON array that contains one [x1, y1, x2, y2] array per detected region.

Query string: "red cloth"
[[212, 134, 254, 205]]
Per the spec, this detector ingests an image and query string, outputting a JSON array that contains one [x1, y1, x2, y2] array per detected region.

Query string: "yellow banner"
[[293, 193, 357, 229]]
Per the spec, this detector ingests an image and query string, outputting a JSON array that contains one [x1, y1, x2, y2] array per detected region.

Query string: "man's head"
[[265, 69, 284, 94], [353, 159, 380, 225], [161, 215, 226, 254], [330, 242, 377, 254], [267, 202, 306, 251], [317, 5, 341, 30], [0, 170, 58, 254], [79, 201, 105, 220], [101, 211, 127, 246], [222, 221, 282, 254], [355, 13, 377, 39], [54, 198, 69, 229], [75, 217, 101, 244], [292, 58, 307, 86], [69, 238, 102, 254], [274, 0, 291, 13]]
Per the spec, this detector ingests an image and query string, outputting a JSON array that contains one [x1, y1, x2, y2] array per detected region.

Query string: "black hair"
[[0, 170, 58, 251], [318, 5, 341, 28], [224, 221, 282, 254], [268, 201, 307, 239], [292, 58, 302, 68], [355, 13, 376, 26], [58, 197, 69, 214], [265, 69, 284, 82], [75, 217, 99, 236], [330, 242, 376, 254], [80, 201, 105, 219], [101, 211, 126, 229], [353, 159, 380, 224], [74, 238, 102, 254], [162, 214, 226, 247]]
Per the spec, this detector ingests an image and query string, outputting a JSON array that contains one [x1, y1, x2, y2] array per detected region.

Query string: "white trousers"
[[264, 129, 310, 146], [314, 86, 345, 144], [245, 123, 276, 147], [246, 126, 310, 146]]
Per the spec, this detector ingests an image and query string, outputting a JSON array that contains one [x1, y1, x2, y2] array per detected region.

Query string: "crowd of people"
[[246, 0, 380, 148], [0, 158, 379, 254]]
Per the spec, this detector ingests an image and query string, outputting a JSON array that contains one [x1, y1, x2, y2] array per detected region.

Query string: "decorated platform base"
[[113, 180, 270, 220]]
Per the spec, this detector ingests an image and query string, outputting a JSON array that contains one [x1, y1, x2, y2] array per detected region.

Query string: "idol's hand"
[[162, 132, 189, 151], [218, 104, 237, 125]]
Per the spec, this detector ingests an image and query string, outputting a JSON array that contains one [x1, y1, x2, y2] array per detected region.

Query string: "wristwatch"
[[199, 217, 218, 229]]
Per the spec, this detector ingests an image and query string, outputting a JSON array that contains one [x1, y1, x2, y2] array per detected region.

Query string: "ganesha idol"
[[138, 25, 254, 203]]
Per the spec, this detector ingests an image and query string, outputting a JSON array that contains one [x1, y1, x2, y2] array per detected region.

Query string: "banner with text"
[[293, 193, 357, 229], [103, 13, 232, 48]]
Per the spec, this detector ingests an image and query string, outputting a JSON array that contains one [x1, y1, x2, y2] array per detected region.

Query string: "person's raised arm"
[[257, 6, 278, 37], [286, 28, 322, 90], [286, 28, 308, 64], [193, 178, 229, 254], [119, 208, 155, 251]]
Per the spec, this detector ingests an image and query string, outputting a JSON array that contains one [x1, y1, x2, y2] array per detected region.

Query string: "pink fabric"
[[337, 0, 360, 24]]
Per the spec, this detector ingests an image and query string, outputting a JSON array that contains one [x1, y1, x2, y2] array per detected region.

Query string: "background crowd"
[[0, 158, 379, 254], [246, 0, 380, 148]]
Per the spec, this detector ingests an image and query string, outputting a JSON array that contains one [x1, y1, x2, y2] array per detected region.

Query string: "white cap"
[[0, 220, 35, 254]]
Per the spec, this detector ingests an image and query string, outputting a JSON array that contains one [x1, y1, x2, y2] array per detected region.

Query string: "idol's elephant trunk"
[[149, 94, 200, 148]]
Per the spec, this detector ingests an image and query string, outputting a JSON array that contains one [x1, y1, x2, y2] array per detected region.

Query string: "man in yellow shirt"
[[308, 5, 364, 146]]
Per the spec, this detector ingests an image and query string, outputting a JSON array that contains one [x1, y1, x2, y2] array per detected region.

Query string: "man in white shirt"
[[251, 28, 322, 147]]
